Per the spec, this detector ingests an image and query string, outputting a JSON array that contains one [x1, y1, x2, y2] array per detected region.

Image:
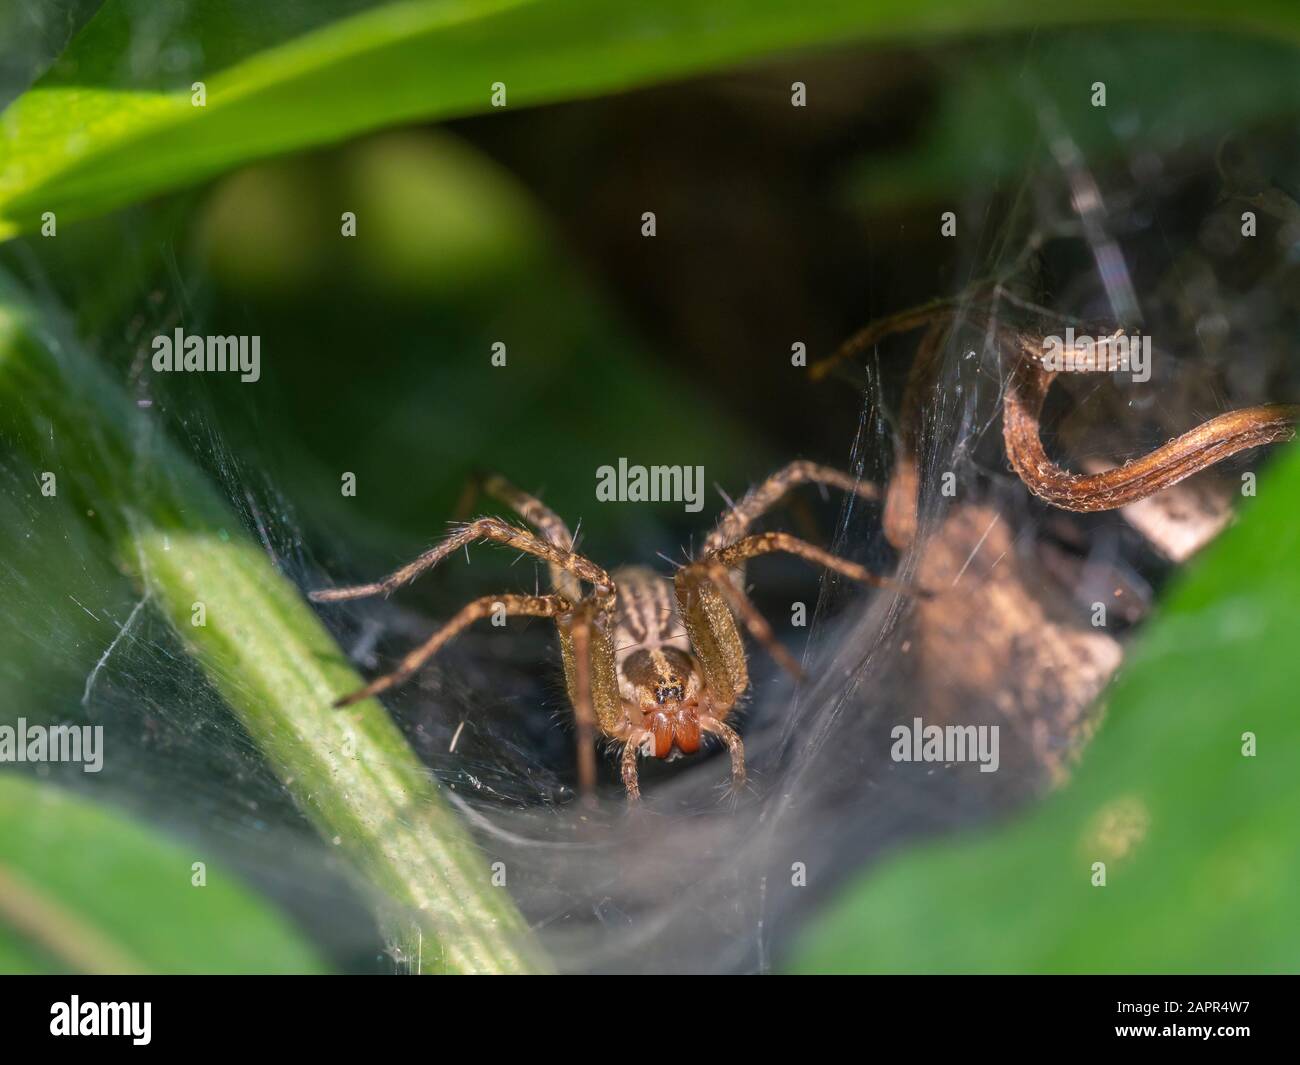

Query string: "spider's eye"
[[655, 684, 684, 704]]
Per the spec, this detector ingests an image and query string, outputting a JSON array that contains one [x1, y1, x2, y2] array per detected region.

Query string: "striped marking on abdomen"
[[612, 566, 685, 656]]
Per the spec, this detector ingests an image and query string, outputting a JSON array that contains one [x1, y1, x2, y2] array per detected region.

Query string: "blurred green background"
[[1, 1, 1298, 973]]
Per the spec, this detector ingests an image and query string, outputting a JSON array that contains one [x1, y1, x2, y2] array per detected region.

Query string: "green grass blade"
[[0, 275, 547, 974]]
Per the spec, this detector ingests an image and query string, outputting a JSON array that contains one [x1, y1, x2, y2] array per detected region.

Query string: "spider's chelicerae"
[[310, 461, 907, 801]]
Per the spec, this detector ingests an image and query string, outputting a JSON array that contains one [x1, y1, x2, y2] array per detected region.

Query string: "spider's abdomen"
[[611, 566, 682, 650]]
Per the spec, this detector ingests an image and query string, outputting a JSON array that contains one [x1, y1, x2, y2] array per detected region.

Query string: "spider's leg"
[[566, 603, 600, 797], [700, 715, 745, 792], [808, 295, 967, 383], [453, 473, 580, 600], [478, 475, 574, 550], [688, 559, 802, 680], [711, 531, 914, 593], [332, 592, 570, 707], [673, 564, 749, 708], [685, 531, 923, 681], [705, 460, 881, 555], [555, 597, 625, 800], [620, 733, 649, 803], [311, 517, 614, 612], [883, 317, 949, 550]]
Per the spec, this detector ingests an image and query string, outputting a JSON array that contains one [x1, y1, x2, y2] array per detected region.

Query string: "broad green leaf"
[[791, 443, 1300, 973], [5, 0, 1300, 241], [0, 774, 326, 973]]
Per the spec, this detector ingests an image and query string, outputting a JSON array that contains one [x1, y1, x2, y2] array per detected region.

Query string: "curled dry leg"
[[311, 463, 912, 802], [1002, 345, 1300, 511], [811, 296, 1300, 525]]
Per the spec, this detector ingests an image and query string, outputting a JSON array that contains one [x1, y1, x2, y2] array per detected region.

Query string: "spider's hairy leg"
[[453, 473, 580, 600], [807, 294, 973, 383], [700, 716, 745, 793], [556, 597, 624, 798], [674, 563, 751, 702], [620, 734, 650, 803], [805, 301, 971, 549], [683, 531, 926, 681], [690, 559, 803, 680], [712, 531, 918, 594], [331, 593, 570, 707], [565, 604, 600, 797], [310, 517, 614, 609], [883, 317, 949, 550], [705, 460, 882, 555], [478, 475, 574, 549], [568, 611, 597, 796]]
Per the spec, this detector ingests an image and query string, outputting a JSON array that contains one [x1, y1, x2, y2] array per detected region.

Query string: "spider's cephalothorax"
[[311, 462, 905, 801]]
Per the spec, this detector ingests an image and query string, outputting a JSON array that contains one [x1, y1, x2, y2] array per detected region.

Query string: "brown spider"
[[310, 462, 906, 801]]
